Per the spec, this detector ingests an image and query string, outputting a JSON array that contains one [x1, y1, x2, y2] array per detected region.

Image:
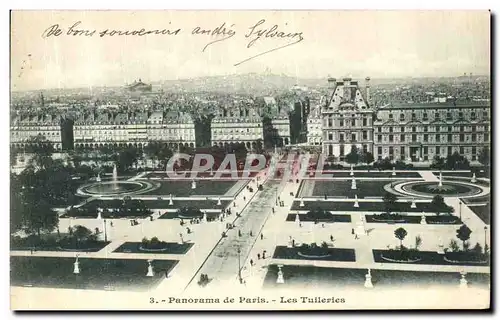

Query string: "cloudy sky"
[[11, 10, 490, 91]]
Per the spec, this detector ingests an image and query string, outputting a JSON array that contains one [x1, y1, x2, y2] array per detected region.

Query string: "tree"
[[345, 145, 360, 164], [26, 135, 55, 170], [71, 225, 93, 244], [445, 152, 470, 170], [20, 193, 59, 237], [383, 192, 398, 214], [478, 147, 490, 166], [431, 156, 445, 170], [394, 227, 408, 250], [10, 147, 18, 167], [430, 195, 454, 216], [456, 224, 472, 251], [360, 152, 374, 165]]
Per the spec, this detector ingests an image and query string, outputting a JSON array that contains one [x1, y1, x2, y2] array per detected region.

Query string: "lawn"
[[113, 242, 193, 255], [144, 172, 257, 179], [262, 265, 490, 290], [10, 238, 110, 253], [372, 250, 490, 266], [311, 180, 397, 198], [158, 210, 224, 220], [307, 172, 422, 178], [290, 201, 432, 213], [10, 256, 178, 291], [285, 214, 351, 223], [142, 180, 239, 196], [272, 246, 356, 262], [468, 204, 491, 225]]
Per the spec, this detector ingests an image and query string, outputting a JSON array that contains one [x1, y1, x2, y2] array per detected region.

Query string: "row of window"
[[384, 111, 489, 121], [376, 146, 479, 156], [377, 133, 489, 143], [376, 125, 488, 133]]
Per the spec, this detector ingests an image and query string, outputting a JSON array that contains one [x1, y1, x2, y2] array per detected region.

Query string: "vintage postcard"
[[10, 10, 491, 310]]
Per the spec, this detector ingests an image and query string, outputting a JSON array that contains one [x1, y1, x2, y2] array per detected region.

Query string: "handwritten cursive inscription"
[[40, 19, 305, 66], [192, 22, 236, 52]]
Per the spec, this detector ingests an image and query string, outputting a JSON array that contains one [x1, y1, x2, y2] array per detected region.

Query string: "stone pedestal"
[[437, 237, 445, 254], [295, 214, 300, 223], [191, 180, 197, 189], [179, 233, 184, 244], [287, 237, 293, 248], [353, 195, 359, 208], [459, 273, 468, 289], [203, 212, 207, 223], [351, 178, 357, 190], [471, 173, 476, 183], [217, 197, 222, 206], [411, 200, 416, 209], [420, 215, 426, 225], [276, 265, 285, 284], [392, 167, 396, 176], [169, 195, 174, 206], [146, 260, 154, 277], [73, 259, 80, 274], [97, 209, 102, 220], [96, 174, 101, 182], [300, 199, 305, 207], [350, 165, 354, 176], [364, 269, 373, 288], [439, 172, 443, 187]]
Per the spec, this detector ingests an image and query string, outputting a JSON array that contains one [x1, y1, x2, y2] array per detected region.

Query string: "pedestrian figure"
[[351, 228, 355, 235], [243, 196, 246, 201], [238, 230, 242, 237], [261, 233, 264, 240], [354, 232, 359, 240], [262, 250, 267, 259], [250, 231, 253, 237], [272, 207, 275, 213], [250, 259, 254, 266], [257, 253, 261, 260], [299, 223, 302, 227], [330, 235, 334, 241], [322, 223, 325, 228]]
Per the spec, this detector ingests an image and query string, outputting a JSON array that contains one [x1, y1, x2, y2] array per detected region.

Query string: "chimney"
[[365, 76, 371, 103], [327, 77, 336, 89]]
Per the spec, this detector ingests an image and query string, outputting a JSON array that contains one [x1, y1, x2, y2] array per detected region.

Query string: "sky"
[[10, 10, 491, 91]]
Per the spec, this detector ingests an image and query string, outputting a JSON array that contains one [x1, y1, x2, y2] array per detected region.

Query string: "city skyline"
[[11, 10, 490, 91]]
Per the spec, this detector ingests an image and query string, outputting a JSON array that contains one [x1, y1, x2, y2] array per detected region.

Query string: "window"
[[400, 134, 405, 142], [472, 134, 476, 142], [328, 118, 333, 127], [412, 127, 416, 133], [459, 134, 464, 142], [377, 127, 382, 133], [351, 133, 356, 142], [448, 135, 452, 142], [435, 112, 440, 120], [389, 135, 393, 142], [436, 134, 440, 141], [435, 146, 440, 154], [472, 146, 476, 154], [447, 112, 452, 120], [389, 113, 393, 120], [460, 126, 464, 132], [459, 146, 464, 154], [412, 134, 417, 142], [448, 126, 452, 132], [448, 146, 452, 155], [424, 127, 428, 132], [459, 112, 464, 119], [400, 114, 405, 121], [471, 112, 476, 120], [423, 113, 428, 121], [340, 145, 344, 156], [400, 146, 405, 158], [423, 146, 428, 154], [363, 118, 367, 126], [328, 133, 333, 140], [362, 131, 367, 140], [483, 111, 488, 119], [389, 127, 393, 133], [378, 146, 382, 156], [412, 113, 416, 120], [340, 120, 344, 127], [484, 133, 488, 142], [339, 133, 344, 142], [402, 127, 405, 133], [377, 135, 382, 143], [424, 134, 428, 142], [363, 145, 368, 153]]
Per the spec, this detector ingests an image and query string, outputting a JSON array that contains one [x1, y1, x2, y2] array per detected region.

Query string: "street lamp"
[[237, 247, 242, 284], [484, 226, 488, 253], [459, 200, 462, 221], [103, 219, 108, 242]]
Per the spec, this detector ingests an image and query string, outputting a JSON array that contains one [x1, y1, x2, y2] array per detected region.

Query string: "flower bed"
[[426, 215, 461, 224], [379, 249, 422, 263], [444, 252, 489, 264]]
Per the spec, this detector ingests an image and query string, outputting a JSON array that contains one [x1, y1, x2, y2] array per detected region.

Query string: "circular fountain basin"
[[76, 180, 159, 197]]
